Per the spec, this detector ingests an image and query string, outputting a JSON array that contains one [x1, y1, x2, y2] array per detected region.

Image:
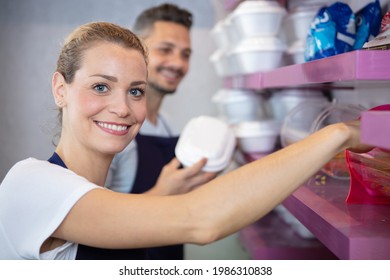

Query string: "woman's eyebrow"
[[90, 74, 118, 82], [131, 80, 147, 86], [90, 74, 146, 86]]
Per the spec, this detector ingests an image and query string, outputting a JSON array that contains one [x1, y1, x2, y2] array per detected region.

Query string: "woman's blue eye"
[[129, 88, 144, 97], [94, 84, 108, 93]]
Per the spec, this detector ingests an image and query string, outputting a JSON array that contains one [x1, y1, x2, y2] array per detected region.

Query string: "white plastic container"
[[234, 120, 280, 153], [231, 0, 287, 38], [175, 116, 236, 172], [229, 36, 287, 74], [310, 103, 365, 180], [285, 5, 322, 41], [210, 20, 230, 50], [287, 39, 306, 64], [269, 89, 328, 122], [210, 49, 232, 77], [220, 89, 266, 124], [211, 89, 228, 118], [280, 99, 330, 147], [223, 13, 240, 43]]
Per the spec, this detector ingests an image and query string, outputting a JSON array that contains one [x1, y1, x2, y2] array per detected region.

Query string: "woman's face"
[[58, 42, 148, 156]]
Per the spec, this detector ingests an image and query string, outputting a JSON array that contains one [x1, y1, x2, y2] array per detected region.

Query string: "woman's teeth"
[[97, 122, 128, 131]]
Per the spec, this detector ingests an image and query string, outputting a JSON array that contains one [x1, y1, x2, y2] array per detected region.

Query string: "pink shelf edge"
[[282, 176, 390, 260], [361, 111, 390, 150], [223, 50, 390, 90]]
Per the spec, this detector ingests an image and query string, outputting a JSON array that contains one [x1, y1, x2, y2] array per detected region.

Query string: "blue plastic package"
[[305, 2, 356, 61], [353, 0, 382, 50]]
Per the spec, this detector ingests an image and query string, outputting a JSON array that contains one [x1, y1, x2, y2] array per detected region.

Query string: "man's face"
[[144, 21, 191, 95]]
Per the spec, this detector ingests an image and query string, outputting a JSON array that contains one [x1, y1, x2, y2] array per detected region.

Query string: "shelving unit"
[[231, 50, 390, 259]]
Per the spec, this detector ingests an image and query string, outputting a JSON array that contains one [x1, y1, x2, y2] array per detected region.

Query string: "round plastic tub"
[[286, 39, 306, 64], [284, 4, 323, 41], [210, 20, 230, 50], [220, 89, 266, 124], [231, 0, 286, 38], [310, 103, 365, 179], [175, 116, 236, 172], [210, 49, 232, 77], [269, 89, 328, 122], [234, 120, 280, 153], [228, 36, 287, 74], [280, 99, 330, 147]]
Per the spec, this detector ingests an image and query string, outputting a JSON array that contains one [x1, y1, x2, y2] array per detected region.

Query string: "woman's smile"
[[95, 121, 130, 136]]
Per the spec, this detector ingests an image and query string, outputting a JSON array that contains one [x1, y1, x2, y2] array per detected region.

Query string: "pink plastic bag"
[[346, 104, 390, 204]]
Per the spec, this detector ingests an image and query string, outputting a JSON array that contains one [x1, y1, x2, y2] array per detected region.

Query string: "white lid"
[[230, 36, 287, 53], [234, 120, 280, 138], [233, 0, 286, 16], [175, 116, 236, 172], [287, 4, 324, 18]]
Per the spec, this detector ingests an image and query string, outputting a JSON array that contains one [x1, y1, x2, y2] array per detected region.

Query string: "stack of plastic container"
[[209, 1, 289, 157], [283, 1, 327, 64], [227, 0, 287, 75]]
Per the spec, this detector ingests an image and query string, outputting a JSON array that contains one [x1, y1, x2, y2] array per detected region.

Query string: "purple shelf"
[[223, 72, 262, 89], [224, 50, 390, 90], [239, 211, 337, 260], [361, 111, 390, 150], [283, 173, 390, 260]]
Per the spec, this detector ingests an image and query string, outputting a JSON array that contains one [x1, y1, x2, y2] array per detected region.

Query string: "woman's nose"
[[109, 94, 131, 118]]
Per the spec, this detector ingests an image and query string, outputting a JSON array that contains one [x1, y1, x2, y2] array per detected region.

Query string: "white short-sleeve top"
[[0, 158, 100, 260]]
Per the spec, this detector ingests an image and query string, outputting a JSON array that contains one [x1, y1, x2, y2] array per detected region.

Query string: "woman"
[[0, 22, 370, 260]]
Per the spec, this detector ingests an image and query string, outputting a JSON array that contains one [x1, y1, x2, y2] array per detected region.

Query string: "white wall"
[[0, 0, 223, 180]]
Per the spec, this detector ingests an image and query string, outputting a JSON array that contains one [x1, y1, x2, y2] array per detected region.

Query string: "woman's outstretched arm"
[[53, 121, 370, 249]]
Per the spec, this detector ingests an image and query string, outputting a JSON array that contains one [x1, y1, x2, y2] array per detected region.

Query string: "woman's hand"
[[147, 158, 217, 195], [342, 120, 374, 153]]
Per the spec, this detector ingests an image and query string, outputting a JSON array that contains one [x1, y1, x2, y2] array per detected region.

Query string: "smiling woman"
[[0, 22, 150, 259], [0, 21, 370, 260]]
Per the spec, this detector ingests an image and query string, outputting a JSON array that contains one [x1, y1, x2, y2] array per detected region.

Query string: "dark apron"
[[48, 153, 147, 260], [131, 132, 184, 260]]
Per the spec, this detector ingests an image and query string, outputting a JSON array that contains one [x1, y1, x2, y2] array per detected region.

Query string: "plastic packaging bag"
[[305, 2, 356, 61], [346, 104, 390, 204], [354, 0, 382, 49], [346, 148, 390, 202], [363, 10, 390, 50]]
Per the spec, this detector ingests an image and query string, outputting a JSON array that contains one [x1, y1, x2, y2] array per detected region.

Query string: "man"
[[106, 3, 216, 260]]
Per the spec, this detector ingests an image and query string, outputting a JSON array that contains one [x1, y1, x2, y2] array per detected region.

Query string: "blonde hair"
[[56, 21, 148, 83]]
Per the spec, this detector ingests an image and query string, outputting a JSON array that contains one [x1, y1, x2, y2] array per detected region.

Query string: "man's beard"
[[148, 80, 177, 95], [148, 66, 184, 95]]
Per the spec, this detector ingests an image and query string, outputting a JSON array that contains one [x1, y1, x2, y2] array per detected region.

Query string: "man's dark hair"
[[133, 3, 193, 38]]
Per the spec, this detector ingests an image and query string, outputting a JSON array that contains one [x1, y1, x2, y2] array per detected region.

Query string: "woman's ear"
[[52, 72, 67, 108]]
